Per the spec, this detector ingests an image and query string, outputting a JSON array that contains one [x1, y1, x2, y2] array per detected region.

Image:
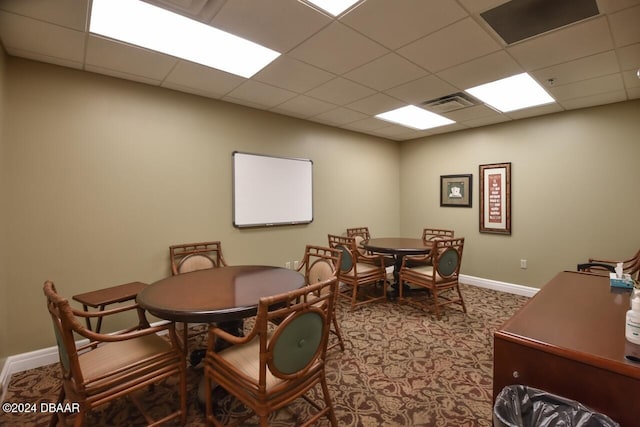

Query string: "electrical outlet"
[[293, 260, 299, 270], [285, 261, 291, 269], [520, 259, 528, 269]]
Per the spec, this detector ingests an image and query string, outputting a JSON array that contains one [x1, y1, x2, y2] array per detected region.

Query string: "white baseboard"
[[1, 278, 536, 402], [1, 345, 59, 402], [460, 274, 539, 298]]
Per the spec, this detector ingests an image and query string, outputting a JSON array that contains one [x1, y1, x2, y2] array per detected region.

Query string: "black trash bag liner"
[[493, 385, 620, 427]]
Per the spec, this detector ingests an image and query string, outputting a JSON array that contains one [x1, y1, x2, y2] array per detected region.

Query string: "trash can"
[[493, 385, 620, 427]]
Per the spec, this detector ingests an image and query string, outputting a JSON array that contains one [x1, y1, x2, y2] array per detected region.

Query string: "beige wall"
[[2, 58, 400, 356], [2, 54, 639, 359], [400, 99, 640, 287], [0, 45, 7, 370]]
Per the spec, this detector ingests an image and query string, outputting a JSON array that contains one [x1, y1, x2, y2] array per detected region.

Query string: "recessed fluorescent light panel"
[[303, 0, 363, 16], [90, 0, 280, 78], [376, 105, 455, 130], [465, 73, 554, 113]]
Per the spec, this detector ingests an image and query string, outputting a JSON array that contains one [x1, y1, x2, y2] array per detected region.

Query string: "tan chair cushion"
[[353, 236, 366, 255], [308, 260, 334, 284], [219, 334, 280, 391], [80, 334, 173, 383], [341, 262, 380, 277], [178, 254, 215, 273]]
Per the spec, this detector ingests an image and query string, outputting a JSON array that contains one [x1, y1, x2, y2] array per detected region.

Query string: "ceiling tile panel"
[[531, 51, 621, 86], [505, 102, 563, 119], [559, 89, 628, 109], [616, 43, 640, 70], [341, 0, 467, 49], [442, 105, 502, 122], [436, 51, 523, 90], [271, 95, 336, 118], [343, 117, 393, 131], [457, 0, 509, 14], [0, 11, 85, 65], [506, 17, 614, 70], [596, 0, 640, 14], [86, 36, 178, 81], [312, 107, 367, 125], [343, 53, 428, 91], [224, 80, 297, 108], [460, 114, 511, 128], [398, 18, 502, 73], [0, 0, 88, 31], [627, 87, 640, 98], [306, 77, 376, 105], [84, 64, 164, 86], [607, 5, 640, 46], [288, 22, 388, 74], [622, 69, 640, 88], [210, 0, 332, 52], [548, 74, 625, 100], [162, 61, 245, 97], [252, 55, 335, 93], [346, 93, 406, 115], [384, 75, 459, 104]]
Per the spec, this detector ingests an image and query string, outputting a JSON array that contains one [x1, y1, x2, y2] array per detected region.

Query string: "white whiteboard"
[[233, 152, 313, 228]]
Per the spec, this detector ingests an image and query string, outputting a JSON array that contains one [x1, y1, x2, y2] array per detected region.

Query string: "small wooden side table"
[[72, 281, 147, 333]]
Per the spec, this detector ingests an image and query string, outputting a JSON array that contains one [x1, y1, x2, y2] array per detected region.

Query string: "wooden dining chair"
[[169, 241, 228, 275], [44, 281, 187, 427], [169, 241, 230, 365], [406, 228, 455, 268], [203, 278, 338, 427], [346, 227, 371, 255], [297, 244, 345, 351], [422, 228, 454, 242], [347, 226, 394, 268], [577, 248, 640, 280], [328, 234, 388, 311], [398, 238, 466, 319]]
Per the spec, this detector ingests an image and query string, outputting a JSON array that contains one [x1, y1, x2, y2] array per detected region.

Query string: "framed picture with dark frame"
[[479, 162, 511, 235], [440, 174, 472, 207]]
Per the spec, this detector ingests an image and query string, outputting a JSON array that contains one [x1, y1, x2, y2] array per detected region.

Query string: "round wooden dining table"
[[363, 238, 432, 297], [137, 265, 305, 324]]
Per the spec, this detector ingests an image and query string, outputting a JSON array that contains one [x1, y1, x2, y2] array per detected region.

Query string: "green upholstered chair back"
[[271, 310, 324, 375], [433, 238, 464, 279]]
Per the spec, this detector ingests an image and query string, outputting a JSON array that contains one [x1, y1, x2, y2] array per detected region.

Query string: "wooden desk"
[[137, 266, 304, 324], [363, 238, 431, 295], [493, 271, 640, 426], [72, 281, 147, 332]]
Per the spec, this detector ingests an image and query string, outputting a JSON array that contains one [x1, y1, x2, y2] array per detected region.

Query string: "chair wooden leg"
[[321, 375, 338, 427], [331, 314, 345, 351], [431, 287, 442, 320], [456, 285, 467, 313], [49, 386, 66, 427], [350, 285, 358, 311]]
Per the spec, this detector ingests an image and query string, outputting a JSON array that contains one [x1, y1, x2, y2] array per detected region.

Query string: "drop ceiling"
[[0, 0, 638, 141]]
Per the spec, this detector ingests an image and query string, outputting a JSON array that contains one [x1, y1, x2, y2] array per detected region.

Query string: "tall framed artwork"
[[479, 162, 511, 235]]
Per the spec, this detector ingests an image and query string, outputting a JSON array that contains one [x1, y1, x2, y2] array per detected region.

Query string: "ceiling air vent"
[[421, 92, 478, 114]]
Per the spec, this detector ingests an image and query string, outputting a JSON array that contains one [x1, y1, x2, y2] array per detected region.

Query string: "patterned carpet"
[[1, 284, 528, 426]]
